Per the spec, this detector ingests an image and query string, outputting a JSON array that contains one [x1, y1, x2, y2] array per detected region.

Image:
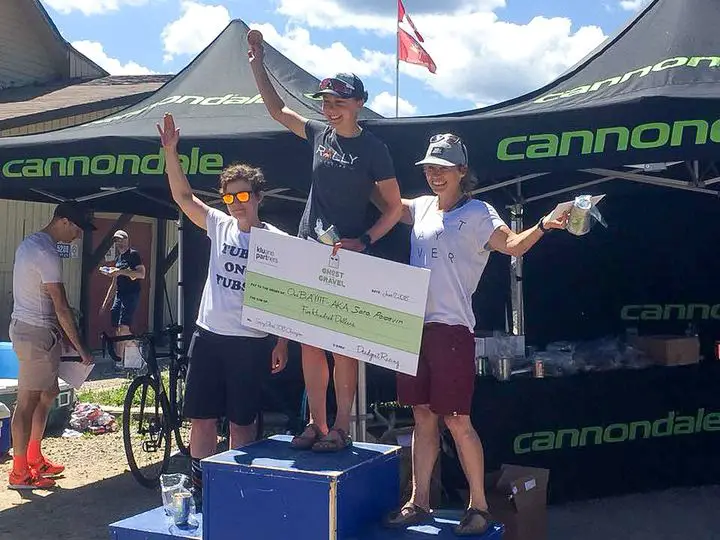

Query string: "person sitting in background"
[[8, 202, 95, 490], [381, 134, 568, 535], [100, 230, 145, 367]]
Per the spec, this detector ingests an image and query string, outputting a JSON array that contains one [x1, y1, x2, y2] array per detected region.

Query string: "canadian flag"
[[397, 0, 437, 74]]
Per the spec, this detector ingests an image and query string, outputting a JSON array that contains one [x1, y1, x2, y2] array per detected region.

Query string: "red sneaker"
[[29, 457, 65, 477], [8, 469, 56, 490]]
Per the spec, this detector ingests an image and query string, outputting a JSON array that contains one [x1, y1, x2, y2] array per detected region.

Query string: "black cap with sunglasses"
[[312, 73, 369, 101]]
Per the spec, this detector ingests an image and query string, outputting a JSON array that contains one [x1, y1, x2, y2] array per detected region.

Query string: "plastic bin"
[[0, 402, 10, 456], [0, 343, 19, 379]]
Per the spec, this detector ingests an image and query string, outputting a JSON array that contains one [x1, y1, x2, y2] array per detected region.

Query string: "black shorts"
[[183, 328, 274, 426]]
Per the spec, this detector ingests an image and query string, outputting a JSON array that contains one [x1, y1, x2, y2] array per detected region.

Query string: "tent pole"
[[177, 214, 185, 351], [509, 181, 525, 336]]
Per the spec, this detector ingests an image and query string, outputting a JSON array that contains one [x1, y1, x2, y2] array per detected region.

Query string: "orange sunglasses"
[[222, 191, 251, 204]]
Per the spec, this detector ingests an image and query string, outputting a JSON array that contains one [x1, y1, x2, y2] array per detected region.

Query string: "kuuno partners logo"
[[513, 408, 720, 455]]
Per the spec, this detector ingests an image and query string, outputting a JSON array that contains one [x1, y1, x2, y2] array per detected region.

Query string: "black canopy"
[[368, 0, 720, 192], [2, 0, 720, 216], [0, 19, 380, 216]]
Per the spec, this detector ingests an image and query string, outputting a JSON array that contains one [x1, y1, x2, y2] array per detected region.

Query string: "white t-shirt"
[[409, 196, 507, 331], [12, 232, 63, 328], [196, 208, 287, 337]]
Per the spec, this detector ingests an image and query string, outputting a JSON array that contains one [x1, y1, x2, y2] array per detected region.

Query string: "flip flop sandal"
[[311, 428, 352, 452], [453, 508, 493, 536], [290, 423, 324, 450], [382, 503, 433, 529]]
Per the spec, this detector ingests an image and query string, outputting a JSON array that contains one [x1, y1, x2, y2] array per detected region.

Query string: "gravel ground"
[[0, 429, 188, 540]]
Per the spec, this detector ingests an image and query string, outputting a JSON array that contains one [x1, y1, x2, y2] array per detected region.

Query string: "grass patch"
[[77, 382, 131, 408], [77, 371, 172, 408]]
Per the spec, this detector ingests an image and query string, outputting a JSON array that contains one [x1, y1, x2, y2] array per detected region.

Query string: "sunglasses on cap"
[[222, 191, 252, 204], [429, 133, 468, 163], [430, 134, 462, 144], [318, 78, 356, 99]]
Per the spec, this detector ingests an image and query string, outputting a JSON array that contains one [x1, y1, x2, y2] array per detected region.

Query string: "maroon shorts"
[[397, 323, 476, 416]]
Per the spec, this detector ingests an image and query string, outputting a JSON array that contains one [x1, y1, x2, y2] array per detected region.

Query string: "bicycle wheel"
[[170, 359, 191, 455], [123, 375, 172, 489]]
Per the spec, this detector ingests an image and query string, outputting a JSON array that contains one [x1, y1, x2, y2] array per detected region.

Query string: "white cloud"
[[71, 40, 155, 75], [161, 1, 231, 62], [619, 0, 651, 11], [369, 92, 417, 117], [43, 0, 149, 16], [251, 23, 394, 80], [270, 0, 607, 107]]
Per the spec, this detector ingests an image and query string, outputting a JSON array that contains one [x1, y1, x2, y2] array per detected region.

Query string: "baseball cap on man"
[[53, 201, 96, 231], [113, 230, 129, 240], [415, 133, 469, 167], [312, 73, 369, 101]]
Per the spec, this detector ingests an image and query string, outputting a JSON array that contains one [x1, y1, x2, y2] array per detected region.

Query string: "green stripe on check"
[[245, 271, 423, 354]]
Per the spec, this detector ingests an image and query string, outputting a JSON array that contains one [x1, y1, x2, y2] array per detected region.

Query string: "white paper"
[[548, 194, 605, 222], [58, 361, 94, 390]]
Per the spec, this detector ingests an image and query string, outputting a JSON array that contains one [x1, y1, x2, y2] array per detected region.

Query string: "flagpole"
[[395, 7, 400, 118]]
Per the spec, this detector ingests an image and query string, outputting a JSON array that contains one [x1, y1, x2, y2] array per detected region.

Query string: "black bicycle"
[[101, 324, 190, 488]]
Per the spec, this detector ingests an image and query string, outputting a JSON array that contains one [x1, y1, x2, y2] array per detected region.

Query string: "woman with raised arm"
[[380, 134, 568, 535], [157, 113, 289, 509], [248, 29, 403, 452]]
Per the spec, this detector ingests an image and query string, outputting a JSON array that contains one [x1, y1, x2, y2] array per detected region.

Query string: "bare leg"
[[408, 405, 440, 510], [116, 325, 132, 362], [29, 388, 59, 444], [189, 418, 218, 459], [229, 421, 257, 449], [444, 415, 488, 511], [331, 353, 357, 433], [300, 344, 330, 434]]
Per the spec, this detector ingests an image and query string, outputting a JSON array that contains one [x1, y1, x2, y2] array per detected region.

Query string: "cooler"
[[0, 402, 10, 456], [0, 343, 19, 379]]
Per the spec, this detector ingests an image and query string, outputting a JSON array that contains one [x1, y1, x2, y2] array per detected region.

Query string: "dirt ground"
[[0, 428, 188, 540], [0, 371, 190, 540]]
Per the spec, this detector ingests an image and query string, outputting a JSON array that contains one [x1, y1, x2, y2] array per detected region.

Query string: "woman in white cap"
[[248, 30, 403, 452], [380, 133, 567, 535]]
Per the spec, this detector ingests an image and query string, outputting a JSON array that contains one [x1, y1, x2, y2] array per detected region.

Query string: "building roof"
[[0, 75, 173, 129]]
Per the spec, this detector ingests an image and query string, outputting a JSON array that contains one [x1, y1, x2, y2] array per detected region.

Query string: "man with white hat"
[[100, 230, 145, 365]]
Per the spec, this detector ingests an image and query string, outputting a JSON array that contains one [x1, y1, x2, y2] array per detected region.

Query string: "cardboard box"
[[486, 465, 549, 540], [631, 335, 700, 366]]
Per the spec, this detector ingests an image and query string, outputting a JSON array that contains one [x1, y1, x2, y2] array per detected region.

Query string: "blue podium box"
[[357, 514, 504, 540], [109, 507, 203, 540], [202, 434, 401, 540]]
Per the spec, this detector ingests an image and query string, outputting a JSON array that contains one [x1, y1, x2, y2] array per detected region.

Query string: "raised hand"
[[156, 113, 180, 150], [247, 29, 264, 64]]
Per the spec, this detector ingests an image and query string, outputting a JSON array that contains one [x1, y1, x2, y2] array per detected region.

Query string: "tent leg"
[[356, 361, 367, 442], [177, 214, 185, 351], [509, 202, 525, 336]]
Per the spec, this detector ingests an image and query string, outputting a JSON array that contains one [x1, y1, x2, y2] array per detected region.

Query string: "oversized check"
[[243, 227, 430, 376]]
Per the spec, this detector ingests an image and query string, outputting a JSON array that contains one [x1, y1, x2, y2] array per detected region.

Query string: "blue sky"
[[41, 0, 649, 117]]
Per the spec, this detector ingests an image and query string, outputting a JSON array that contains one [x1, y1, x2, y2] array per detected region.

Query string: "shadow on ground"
[[0, 454, 190, 540]]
